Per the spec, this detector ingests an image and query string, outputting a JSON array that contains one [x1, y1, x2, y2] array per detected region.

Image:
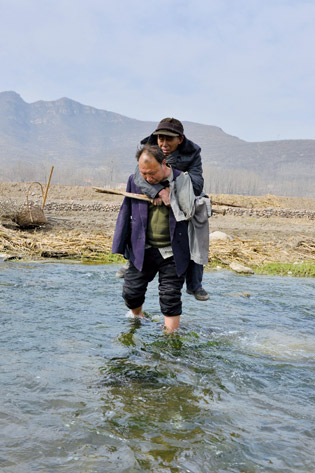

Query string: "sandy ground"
[[1, 182, 314, 266]]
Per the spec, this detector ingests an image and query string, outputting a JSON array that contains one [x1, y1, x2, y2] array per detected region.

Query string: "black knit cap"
[[152, 117, 184, 137]]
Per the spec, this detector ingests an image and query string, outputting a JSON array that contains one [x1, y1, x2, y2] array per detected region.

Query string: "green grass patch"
[[254, 261, 315, 277], [204, 259, 229, 271], [77, 253, 315, 277], [81, 253, 125, 265]]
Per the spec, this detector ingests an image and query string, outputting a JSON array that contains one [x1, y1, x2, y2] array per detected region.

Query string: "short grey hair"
[[135, 144, 165, 164]]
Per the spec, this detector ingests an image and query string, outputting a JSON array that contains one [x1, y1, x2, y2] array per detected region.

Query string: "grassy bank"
[[254, 261, 315, 277], [205, 260, 315, 277], [81, 253, 125, 265], [82, 256, 315, 277]]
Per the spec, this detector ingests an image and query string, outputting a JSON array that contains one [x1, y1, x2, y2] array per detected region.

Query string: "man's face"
[[139, 153, 167, 184], [157, 134, 184, 156]]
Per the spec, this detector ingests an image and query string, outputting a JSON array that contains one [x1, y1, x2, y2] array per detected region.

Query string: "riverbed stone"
[[210, 231, 232, 241], [230, 262, 254, 274]]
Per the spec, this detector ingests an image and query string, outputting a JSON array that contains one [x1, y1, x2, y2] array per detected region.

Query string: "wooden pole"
[[93, 187, 226, 214], [42, 166, 54, 209], [93, 187, 152, 202], [93, 187, 244, 208], [210, 200, 243, 208]]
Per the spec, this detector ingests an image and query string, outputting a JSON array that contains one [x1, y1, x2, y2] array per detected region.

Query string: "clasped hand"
[[152, 188, 170, 206]]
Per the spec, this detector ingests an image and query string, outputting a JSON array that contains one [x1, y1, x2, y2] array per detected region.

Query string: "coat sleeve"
[[111, 176, 132, 256], [187, 150, 204, 196]]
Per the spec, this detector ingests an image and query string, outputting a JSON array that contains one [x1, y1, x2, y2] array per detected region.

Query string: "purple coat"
[[112, 169, 190, 276]]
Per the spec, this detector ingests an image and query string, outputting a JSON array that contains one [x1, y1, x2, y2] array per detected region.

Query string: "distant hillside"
[[0, 91, 314, 197]]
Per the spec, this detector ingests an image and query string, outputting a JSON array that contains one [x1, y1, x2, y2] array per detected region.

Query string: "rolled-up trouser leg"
[[122, 249, 158, 309], [158, 256, 185, 316]]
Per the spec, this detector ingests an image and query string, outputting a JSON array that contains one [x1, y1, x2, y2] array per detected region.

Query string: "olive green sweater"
[[146, 203, 171, 247]]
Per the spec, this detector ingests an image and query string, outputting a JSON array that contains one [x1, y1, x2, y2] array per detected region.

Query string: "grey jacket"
[[169, 172, 211, 266]]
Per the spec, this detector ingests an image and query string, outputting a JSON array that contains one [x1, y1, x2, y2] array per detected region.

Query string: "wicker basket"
[[15, 182, 47, 228]]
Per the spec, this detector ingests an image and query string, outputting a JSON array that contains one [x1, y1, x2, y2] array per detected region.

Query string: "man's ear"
[[178, 136, 184, 144]]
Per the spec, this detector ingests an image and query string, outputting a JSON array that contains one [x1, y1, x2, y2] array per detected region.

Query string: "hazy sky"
[[1, 0, 314, 142]]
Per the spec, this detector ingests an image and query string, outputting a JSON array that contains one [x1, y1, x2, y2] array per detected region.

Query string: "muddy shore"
[[1, 182, 314, 269]]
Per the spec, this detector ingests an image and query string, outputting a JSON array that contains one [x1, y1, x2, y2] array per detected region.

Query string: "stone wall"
[[43, 201, 315, 219], [2, 198, 315, 220], [224, 207, 315, 219]]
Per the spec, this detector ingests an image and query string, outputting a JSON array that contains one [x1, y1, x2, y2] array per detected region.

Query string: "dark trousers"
[[185, 260, 203, 292], [123, 247, 185, 316]]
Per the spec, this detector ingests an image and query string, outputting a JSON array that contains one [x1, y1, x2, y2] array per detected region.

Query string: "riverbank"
[[1, 182, 314, 275]]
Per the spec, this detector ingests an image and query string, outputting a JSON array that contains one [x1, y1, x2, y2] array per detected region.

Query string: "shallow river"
[[0, 261, 314, 473]]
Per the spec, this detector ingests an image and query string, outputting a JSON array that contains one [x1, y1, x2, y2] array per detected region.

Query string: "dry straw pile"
[[208, 236, 315, 267], [0, 224, 112, 260], [1, 222, 313, 266], [209, 238, 289, 266]]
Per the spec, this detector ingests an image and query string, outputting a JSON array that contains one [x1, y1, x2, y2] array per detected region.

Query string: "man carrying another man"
[[112, 145, 191, 332], [118, 117, 209, 301]]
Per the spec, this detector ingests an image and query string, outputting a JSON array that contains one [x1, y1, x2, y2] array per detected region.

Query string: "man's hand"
[[152, 197, 163, 206], [158, 188, 170, 206]]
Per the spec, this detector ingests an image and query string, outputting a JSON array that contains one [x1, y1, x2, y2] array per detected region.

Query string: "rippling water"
[[1, 261, 314, 472]]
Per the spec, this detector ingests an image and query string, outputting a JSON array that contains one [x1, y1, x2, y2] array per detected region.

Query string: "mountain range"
[[0, 91, 314, 196]]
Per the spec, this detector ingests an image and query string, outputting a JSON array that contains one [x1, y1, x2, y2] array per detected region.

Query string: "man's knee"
[[122, 263, 149, 309], [159, 271, 184, 316], [160, 297, 182, 316], [122, 282, 145, 310]]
